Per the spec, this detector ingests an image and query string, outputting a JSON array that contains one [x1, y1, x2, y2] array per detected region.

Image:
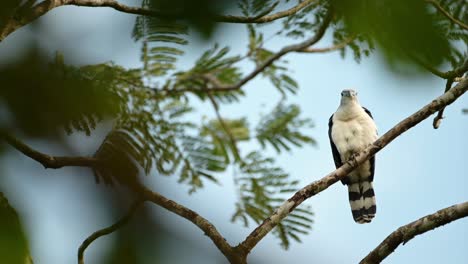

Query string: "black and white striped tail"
[[347, 181, 376, 224]]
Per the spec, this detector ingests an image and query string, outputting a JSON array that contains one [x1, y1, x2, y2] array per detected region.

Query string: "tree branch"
[[0, 132, 99, 168], [214, 0, 318, 23], [136, 185, 243, 263], [78, 198, 145, 264], [426, 0, 468, 30], [236, 78, 468, 256], [360, 201, 468, 264], [299, 36, 356, 53], [0, 0, 318, 42], [1, 131, 240, 262], [172, 9, 332, 94]]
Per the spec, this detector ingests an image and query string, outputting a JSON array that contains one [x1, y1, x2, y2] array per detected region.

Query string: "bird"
[[328, 89, 378, 224]]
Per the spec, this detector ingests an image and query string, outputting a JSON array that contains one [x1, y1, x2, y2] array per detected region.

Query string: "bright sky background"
[[0, 2, 467, 264]]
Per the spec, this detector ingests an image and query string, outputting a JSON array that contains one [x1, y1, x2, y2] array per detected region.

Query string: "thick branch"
[[360, 201, 468, 264], [237, 78, 468, 255], [78, 199, 145, 264], [1, 132, 98, 168], [426, 0, 468, 30]]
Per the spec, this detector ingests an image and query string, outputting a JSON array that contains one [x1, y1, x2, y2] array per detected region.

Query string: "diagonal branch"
[[78, 198, 145, 264], [236, 78, 468, 256], [425, 0, 468, 30], [1, 131, 239, 262], [360, 201, 468, 264], [135, 184, 242, 263], [0, 132, 98, 168], [172, 10, 332, 94]]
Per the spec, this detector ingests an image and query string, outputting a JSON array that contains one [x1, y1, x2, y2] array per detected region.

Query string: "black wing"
[[362, 106, 375, 182], [328, 114, 348, 185], [328, 114, 342, 169], [362, 106, 373, 119]]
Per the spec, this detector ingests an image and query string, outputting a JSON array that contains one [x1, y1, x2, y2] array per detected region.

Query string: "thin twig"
[[77, 198, 145, 264], [360, 201, 468, 264], [173, 9, 333, 94], [433, 78, 453, 129], [426, 0, 468, 30], [207, 92, 243, 162], [236, 78, 468, 255], [299, 36, 356, 53]]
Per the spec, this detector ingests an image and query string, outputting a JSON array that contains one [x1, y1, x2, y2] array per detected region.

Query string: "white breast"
[[332, 109, 377, 162]]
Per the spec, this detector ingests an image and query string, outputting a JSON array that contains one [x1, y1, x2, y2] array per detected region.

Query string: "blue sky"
[[0, 2, 467, 264]]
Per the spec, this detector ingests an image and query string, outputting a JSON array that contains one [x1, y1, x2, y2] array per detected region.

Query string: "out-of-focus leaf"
[[256, 103, 315, 153], [0, 192, 32, 264], [331, 0, 451, 67], [143, 0, 236, 38], [0, 49, 122, 137]]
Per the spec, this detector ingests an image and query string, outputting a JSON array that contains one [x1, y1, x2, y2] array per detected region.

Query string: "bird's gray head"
[[340, 89, 359, 105], [341, 89, 358, 98]]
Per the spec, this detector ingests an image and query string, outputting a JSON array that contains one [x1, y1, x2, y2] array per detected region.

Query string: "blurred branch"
[[215, 0, 318, 23], [0, 0, 57, 41], [0, 132, 98, 168], [299, 36, 356, 53], [236, 78, 468, 256], [415, 57, 468, 80], [173, 10, 332, 94], [360, 201, 468, 264], [425, 0, 468, 30], [78, 198, 145, 264], [0, 0, 318, 42], [432, 59, 468, 128]]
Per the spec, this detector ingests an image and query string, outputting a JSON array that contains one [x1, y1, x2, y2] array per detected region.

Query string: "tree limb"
[[0, 0, 318, 42], [1, 131, 239, 262], [136, 185, 243, 263], [360, 201, 468, 264], [236, 78, 468, 256], [425, 0, 468, 30], [0, 132, 99, 168], [172, 9, 332, 94], [78, 198, 145, 264], [214, 0, 318, 23]]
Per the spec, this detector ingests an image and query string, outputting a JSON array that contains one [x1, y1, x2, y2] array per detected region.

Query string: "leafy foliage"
[[432, 0, 468, 69], [256, 103, 316, 152], [0, 192, 32, 264], [0, 50, 121, 137], [232, 152, 314, 249]]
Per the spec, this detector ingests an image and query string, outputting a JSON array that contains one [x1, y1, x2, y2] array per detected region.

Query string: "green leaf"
[[256, 103, 315, 153], [0, 192, 32, 264]]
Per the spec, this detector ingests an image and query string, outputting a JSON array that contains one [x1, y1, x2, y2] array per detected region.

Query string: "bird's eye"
[[341, 92, 344, 96]]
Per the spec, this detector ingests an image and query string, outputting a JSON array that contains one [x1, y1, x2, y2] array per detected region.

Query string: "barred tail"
[[347, 181, 376, 224]]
